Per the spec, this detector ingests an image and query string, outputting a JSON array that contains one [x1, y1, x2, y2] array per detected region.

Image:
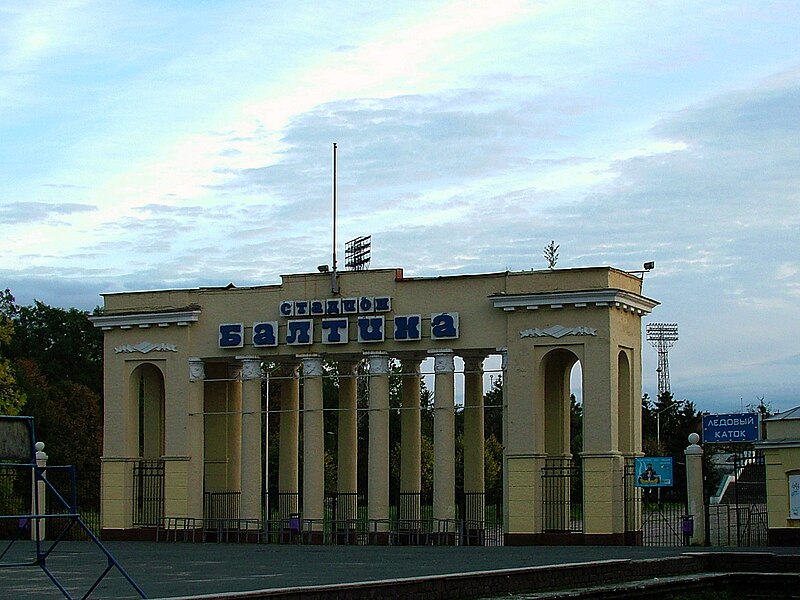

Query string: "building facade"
[[91, 266, 657, 544]]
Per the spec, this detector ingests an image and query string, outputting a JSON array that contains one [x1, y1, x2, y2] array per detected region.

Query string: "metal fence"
[[132, 460, 164, 527], [541, 458, 582, 533], [707, 451, 767, 546]]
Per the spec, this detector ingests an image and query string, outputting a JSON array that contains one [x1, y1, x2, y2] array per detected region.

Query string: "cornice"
[[490, 289, 659, 315], [89, 310, 201, 331]]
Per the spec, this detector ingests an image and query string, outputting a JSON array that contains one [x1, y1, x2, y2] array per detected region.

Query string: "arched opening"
[[617, 350, 633, 455], [542, 349, 579, 459], [541, 348, 583, 534], [131, 363, 164, 459]]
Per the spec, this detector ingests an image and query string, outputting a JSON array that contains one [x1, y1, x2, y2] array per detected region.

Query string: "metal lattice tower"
[[646, 322, 678, 396]]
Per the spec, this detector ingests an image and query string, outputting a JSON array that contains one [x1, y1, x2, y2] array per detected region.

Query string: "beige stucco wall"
[[94, 266, 656, 541]]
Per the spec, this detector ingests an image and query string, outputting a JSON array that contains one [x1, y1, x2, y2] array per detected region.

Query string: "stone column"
[[463, 355, 485, 538], [685, 433, 706, 545], [239, 356, 263, 526], [430, 349, 455, 531], [278, 363, 300, 518], [366, 351, 390, 540], [400, 359, 422, 522], [226, 364, 242, 492], [337, 361, 359, 524], [301, 354, 324, 536], [497, 347, 510, 535], [187, 358, 205, 522]]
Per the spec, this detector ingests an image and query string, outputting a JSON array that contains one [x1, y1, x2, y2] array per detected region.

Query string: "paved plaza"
[[1, 541, 798, 599]]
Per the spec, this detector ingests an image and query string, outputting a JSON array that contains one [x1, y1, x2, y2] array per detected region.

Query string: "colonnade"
[[189, 349, 492, 538]]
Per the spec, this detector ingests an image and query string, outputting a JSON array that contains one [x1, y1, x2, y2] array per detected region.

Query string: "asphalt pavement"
[[0, 540, 797, 599]]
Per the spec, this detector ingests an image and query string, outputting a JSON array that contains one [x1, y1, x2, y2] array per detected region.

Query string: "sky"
[[1, 1, 799, 415]]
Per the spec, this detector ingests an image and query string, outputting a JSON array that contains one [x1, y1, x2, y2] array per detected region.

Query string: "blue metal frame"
[[0, 415, 147, 599]]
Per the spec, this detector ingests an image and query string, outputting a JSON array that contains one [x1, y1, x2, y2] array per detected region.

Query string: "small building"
[[90, 265, 657, 544], [757, 406, 800, 545]]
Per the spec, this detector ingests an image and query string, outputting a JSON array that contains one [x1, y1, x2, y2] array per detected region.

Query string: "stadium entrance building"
[[91, 266, 657, 545]]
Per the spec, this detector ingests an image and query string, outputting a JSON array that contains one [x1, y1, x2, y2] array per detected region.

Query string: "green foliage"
[[0, 294, 25, 415], [9, 300, 103, 394], [544, 240, 560, 269], [1, 290, 103, 474]]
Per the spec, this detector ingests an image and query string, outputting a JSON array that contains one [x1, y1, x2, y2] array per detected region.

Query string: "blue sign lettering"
[[358, 316, 384, 342], [310, 300, 325, 315], [375, 296, 391, 312], [294, 301, 309, 316], [431, 312, 459, 339], [219, 323, 244, 348], [252, 321, 278, 347], [359, 296, 374, 313], [394, 315, 421, 341], [321, 318, 348, 344], [279, 301, 293, 317], [326, 299, 341, 314], [702, 413, 760, 443], [342, 298, 358, 314], [286, 320, 313, 345]]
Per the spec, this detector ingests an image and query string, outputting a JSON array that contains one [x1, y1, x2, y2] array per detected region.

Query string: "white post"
[[684, 432, 706, 545], [32, 442, 47, 541]]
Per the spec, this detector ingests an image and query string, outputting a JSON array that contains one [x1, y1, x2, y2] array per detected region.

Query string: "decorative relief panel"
[[114, 342, 177, 354], [520, 325, 597, 339]]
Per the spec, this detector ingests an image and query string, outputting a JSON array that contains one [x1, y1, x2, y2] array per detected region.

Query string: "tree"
[[9, 301, 103, 394], [0, 294, 25, 415], [544, 240, 560, 269]]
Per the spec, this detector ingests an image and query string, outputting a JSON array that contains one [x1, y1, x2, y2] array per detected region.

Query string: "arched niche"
[[130, 362, 165, 459], [541, 348, 580, 459], [617, 349, 634, 455]]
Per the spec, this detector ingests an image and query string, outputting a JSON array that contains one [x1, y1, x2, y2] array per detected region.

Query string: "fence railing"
[[132, 460, 164, 527], [541, 458, 582, 533]]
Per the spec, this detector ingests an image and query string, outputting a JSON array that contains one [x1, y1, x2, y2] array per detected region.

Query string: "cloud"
[[0, 201, 97, 225]]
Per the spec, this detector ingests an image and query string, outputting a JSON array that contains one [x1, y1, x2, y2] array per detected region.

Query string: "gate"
[[541, 458, 582, 533], [624, 458, 687, 546], [132, 459, 164, 527], [707, 450, 768, 546]]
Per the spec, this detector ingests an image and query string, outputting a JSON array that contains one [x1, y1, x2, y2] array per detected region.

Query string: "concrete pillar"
[[685, 433, 706, 545], [400, 359, 422, 521], [463, 356, 485, 533], [581, 346, 624, 543], [187, 358, 205, 521], [300, 354, 324, 534], [239, 356, 263, 525], [430, 349, 455, 528], [278, 363, 300, 518], [366, 351, 390, 537], [337, 361, 359, 523]]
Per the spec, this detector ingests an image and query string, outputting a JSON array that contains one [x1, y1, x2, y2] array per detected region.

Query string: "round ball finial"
[[34, 441, 45, 451], [688, 433, 700, 445]]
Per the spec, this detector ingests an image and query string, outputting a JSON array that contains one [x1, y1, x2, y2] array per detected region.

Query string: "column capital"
[[429, 349, 454, 373], [463, 355, 485, 372], [188, 357, 205, 382], [338, 360, 361, 376], [364, 351, 390, 375], [298, 354, 324, 377], [237, 355, 263, 380], [401, 358, 422, 376], [496, 346, 508, 370]]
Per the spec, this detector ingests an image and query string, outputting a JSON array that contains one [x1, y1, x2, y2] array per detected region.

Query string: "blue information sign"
[[702, 412, 760, 444], [634, 457, 673, 488]]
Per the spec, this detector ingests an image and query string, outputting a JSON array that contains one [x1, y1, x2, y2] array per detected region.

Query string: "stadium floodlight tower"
[[646, 322, 678, 396], [345, 235, 371, 271]]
